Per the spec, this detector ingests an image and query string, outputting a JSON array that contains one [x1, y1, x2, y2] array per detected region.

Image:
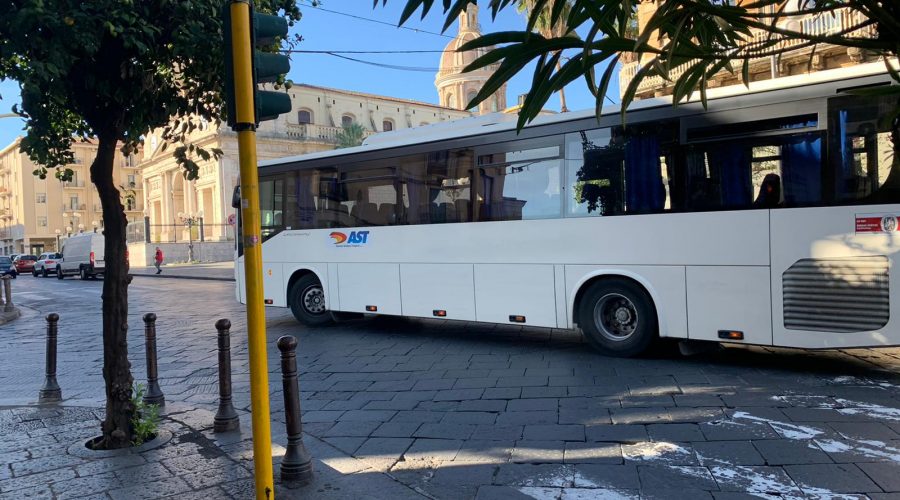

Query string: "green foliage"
[[0, 0, 301, 179], [130, 384, 160, 446], [335, 123, 368, 149], [377, 0, 899, 128]]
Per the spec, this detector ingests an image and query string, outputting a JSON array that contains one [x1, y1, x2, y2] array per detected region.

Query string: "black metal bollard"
[[142, 313, 165, 406], [38, 313, 61, 403], [277, 335, 313, 484], [213, 319, 240, 432], [3, 276, 13, 312]]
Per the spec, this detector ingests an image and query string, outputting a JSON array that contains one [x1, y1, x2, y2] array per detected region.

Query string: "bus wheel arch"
[[573, 274, 660, 357], [287, 270, 332, 327]]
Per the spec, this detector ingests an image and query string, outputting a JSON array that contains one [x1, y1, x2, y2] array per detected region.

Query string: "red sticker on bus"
[[856, 214, 900, 233]]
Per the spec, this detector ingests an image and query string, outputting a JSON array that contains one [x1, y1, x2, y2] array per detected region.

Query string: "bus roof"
[[258, 62, 892, 168]]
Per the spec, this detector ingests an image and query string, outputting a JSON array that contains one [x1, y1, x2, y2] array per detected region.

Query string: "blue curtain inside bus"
[[781, 135, 822, 206], [624, 134, 665, 213], [707, 143, 752, 209]]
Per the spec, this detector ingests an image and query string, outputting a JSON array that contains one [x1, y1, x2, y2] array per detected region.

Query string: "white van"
[[58, 233, 105, 280]]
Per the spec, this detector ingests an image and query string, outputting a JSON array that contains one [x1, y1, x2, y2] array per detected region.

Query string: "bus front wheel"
[[579, 279, 657, 357], [289, 275, 333, 327]]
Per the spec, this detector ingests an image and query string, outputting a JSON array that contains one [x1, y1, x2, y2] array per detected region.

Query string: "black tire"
[[32, 269, 38, 277], [56, 266, 64, 280], [79, 267, 88, 280], [42, 268, 48, 278], [579, 278, 658, 357], [288, 274, 332, 326]]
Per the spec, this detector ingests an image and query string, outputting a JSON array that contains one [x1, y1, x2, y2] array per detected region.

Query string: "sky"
[[0, 1, 617, 148]]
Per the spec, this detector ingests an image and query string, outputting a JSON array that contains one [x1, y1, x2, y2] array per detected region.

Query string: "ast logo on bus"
[[330, 231, 369, 246]]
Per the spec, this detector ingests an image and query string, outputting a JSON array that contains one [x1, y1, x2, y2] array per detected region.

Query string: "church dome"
[[435, 5, 507, 114], [438, 31, 490, 76]]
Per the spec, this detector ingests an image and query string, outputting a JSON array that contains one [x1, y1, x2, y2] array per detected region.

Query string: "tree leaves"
[[382, 0, 897, 129]]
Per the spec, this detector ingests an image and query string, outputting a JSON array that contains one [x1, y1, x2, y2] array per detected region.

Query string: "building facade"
[[620, 1, 876, 100], [138, 85, 472, 246], [435, 5, 508, 114], [0, 139, 143, 255]]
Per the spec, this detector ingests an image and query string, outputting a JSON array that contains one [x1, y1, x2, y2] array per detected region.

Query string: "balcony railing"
[[619, 8, 875, 98], [283, 123, 374, 144], [63, 180, 86, 188]]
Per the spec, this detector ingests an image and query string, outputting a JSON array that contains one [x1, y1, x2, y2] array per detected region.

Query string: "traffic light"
[[224, 2, 293, 130]]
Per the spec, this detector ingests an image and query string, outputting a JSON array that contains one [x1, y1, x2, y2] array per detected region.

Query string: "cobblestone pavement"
[[2, 274, 900, 499]]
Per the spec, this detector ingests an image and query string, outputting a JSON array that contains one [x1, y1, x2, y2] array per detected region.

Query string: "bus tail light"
[[509, 315, 526, 323], [89, 251, 95, 265], [264, 299, 273, 305], [433, 310, 447, 317], [366, 305, 378, 312], [718, 330, 744, 340]]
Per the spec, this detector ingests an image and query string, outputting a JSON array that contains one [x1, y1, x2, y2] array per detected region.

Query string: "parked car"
[[34, 253, 62, 277], [58, 233, 105, 280], [0, 256, 17, 278], [13, 255, 37, 274]]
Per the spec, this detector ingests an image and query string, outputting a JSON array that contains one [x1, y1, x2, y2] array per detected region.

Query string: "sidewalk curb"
[[131, 273, 234, 282]]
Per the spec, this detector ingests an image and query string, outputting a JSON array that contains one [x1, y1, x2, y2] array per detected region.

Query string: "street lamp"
[[62, 211, 81, 235], [77, 223, 85, 234], [65, 226, 73, 237], [54, 229, 61, 251], [178, 210, 203, 263], [92, 220, 98, 233]]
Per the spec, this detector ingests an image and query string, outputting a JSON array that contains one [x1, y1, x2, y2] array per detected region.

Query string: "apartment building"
[[0, 138, 143, 255]]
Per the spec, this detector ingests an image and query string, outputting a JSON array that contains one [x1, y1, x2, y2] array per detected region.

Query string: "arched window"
[[341, 114, 355, 127], [298, 109, 312, 124], [466, 90, 478, 110], [382, 119, 394, 132], [447, 93, 456, 108]]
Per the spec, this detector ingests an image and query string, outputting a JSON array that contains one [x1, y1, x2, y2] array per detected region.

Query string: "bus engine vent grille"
[[783, 256, 890, 333]]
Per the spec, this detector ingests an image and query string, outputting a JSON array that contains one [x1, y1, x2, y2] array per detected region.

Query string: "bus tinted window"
[[684, 132, 823, 210], [479, 146, 562, 221], [829, 95, 900, 204], [259, 178, 283, 241], [566, 123, 675, 216]]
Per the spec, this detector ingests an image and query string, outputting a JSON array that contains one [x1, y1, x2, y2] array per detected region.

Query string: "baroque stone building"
[[137, 85, 471, 251], [435, 5, 508, 114], [620, 0, 876, 100]]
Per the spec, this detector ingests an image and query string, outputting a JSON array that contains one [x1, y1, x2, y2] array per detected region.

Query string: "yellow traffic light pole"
[[229, 2, 275, 499]]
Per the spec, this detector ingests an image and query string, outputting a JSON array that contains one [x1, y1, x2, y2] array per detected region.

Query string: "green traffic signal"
[[252, 12, 292, 124], [223, 4, 293, 130]]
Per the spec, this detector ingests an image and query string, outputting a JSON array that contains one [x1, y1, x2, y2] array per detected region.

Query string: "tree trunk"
[[556, 57, 568, 113], [91, 131, 135, 449]]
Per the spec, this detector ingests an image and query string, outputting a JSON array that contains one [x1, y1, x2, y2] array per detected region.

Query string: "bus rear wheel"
[[579, 278, 657, 357], [289, 275, 332, 327]]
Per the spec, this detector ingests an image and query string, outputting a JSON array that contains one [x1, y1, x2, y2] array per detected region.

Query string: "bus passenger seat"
[[339, 205, 352, 227], [378, 203, 396, 225], [455, 199, 470, 222], [357, 202, 379, 225]]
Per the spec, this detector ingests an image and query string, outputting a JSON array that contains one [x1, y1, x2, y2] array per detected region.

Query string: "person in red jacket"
[[154, 247, 164, 274]]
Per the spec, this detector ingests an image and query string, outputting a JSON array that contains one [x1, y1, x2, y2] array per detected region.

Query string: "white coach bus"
[[236, 63, 899, 357]]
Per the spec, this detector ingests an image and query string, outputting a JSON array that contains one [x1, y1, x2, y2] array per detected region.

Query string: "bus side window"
[[828, 94, 900, 204]]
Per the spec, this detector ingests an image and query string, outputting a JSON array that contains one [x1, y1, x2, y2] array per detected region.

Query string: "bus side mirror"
[[232, 186, 241, 209]]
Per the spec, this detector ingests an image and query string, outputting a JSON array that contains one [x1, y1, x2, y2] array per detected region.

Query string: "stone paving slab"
[[3, 277, 900, 498]]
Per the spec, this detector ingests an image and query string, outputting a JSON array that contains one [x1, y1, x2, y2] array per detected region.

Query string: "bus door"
[[771, 94, 900, 349]]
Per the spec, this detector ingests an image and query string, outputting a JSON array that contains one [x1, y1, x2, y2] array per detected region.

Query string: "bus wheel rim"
[[302, 285, 326, 315], [593, 293, 638, 342]]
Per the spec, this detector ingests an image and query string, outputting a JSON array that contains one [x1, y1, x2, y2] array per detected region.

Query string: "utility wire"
[[321, 52, 439, 72], [298, 1, 455, 39], [286, 50, 445, 54]]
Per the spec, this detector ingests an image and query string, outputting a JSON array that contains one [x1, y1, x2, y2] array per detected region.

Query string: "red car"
[[13, 255, 37, 273]]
